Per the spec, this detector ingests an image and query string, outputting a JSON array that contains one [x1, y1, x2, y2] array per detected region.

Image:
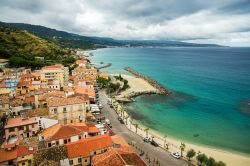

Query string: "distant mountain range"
[[5, 22, 223, 49]]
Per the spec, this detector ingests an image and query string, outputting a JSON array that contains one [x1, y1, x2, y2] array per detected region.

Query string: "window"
[[48, 143, 51, 147], [71, 120, 73, 123], [22, 163, 25, 165], [85, 159, 87, 162], [63, 107, 67, 112], [94, 151, 96, 155], [69, 160, 73, 165], [56, 141, 59, 145], [64, 139, 67, 144], [32, 124, 34, 128], [78, 158, 82, 163], [9, 128, 14, 132], [54, 108, 57, 113], [79, 136, 81, 139]]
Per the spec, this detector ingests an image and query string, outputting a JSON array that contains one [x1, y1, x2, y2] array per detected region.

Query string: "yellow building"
[[17, 146, 37, 166], [40, 64, 69, 88]]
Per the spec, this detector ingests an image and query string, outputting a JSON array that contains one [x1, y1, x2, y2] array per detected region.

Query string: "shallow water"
[[90, 47, 250, 154]]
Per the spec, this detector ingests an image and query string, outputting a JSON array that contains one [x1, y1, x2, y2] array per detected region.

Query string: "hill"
[[8, 22, 223, 48], [0, 22, 66, 59]]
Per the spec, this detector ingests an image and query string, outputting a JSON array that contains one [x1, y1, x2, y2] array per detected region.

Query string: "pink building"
[[4, 117, 39, 140]]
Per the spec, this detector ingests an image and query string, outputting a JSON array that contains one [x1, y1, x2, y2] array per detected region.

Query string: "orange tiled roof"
[[17, 81, 32, 87], [5, 117, 37, 128], [92, 147, 147, 166], [47, 96, 86, 107], [24, 96, 35, 103], [17, 146, 37, 157], [39, 123, 99, 140], [38, 91, 65, 101], [66, 134, 113, 158], [42, 64, 63, 70], [0, 83, 6, 88], [99, 73, 109, 79], [74, 87, 95, 98], [0, 148, 17, 163], [0, 58, 9, 63], [76, 59, 88, 65], [73, 66, 97, 73]]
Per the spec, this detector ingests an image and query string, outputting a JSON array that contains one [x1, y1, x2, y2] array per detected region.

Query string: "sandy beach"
[[115, 74, 159, 99], [113, 74, 250, 166]]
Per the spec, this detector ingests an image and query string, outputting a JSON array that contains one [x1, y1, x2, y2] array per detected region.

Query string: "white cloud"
[[0, 0, 250, 46]]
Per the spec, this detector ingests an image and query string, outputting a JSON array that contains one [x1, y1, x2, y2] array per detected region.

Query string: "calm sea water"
[[89, 47, 250, 154]]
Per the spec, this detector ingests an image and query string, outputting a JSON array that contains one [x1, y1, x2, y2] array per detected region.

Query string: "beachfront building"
[[4, 117, 39, 140], [35, 90, 65, 108], [40, 64, 69, 88], [47, 96, 89, 124], [66, 134, 113, 166], [38, 123, 99, 148]]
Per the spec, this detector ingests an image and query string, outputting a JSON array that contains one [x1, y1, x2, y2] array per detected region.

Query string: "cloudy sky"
[[0, 0, 250, 46]]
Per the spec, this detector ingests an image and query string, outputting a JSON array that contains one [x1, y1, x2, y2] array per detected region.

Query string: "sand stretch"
[[112, 74, 250, 166], [115, 74, 159, 101]]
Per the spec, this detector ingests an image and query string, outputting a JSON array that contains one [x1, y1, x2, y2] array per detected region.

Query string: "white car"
[[171, 152, 181, 159], [143, 137, 151, 143], [105, 119, 111, 125]]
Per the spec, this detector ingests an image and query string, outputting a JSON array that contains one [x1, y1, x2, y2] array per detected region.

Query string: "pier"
[[124, 67, 169, 95]]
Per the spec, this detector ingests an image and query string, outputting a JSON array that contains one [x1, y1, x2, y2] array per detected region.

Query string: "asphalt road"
[[99, 90, 188, 166]]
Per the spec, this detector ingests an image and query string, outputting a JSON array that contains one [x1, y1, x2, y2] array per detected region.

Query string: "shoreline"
[[112, 73, 250, 166], [89, 51, 250, 166]]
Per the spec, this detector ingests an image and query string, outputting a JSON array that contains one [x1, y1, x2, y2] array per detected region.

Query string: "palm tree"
[[163, 135, 167, 148], [180, 142, 186, 157], [124, 115, 129, 125], [135, 123, 139, 133], [144, 127, 149, 137]]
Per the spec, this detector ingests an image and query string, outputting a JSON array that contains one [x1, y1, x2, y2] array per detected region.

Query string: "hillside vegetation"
[[0, 22, 66, 59]]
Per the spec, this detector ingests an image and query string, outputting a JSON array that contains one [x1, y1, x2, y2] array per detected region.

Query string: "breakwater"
[[124, 67, 169, 95], [97, 63, 112, 69]]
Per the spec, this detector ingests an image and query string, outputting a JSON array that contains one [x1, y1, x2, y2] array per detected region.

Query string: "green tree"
[[206, 157, 216, 166], [180, 143, 186, 157], [196, 153, 208, 166], [215, 161, 226, 166], [144, 127, 149, 137], [186, 149, 196, 161], [135, 123, 139, 133]]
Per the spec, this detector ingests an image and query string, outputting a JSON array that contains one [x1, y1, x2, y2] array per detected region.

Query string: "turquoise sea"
[[89, 47, 250, 154]]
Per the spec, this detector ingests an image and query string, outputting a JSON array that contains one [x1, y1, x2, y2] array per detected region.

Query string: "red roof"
[[17, 146, 37, 157], [39, 123, 99, 140], [24, 96, 35, 103], [0, 148, 17, 163], [66, 134, 113, 158], [0, 58, 8, 63], [5, 117, 37, 128]]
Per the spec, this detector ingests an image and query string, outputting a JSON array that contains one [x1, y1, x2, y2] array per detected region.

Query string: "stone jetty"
[[124, 67, 170, 95]]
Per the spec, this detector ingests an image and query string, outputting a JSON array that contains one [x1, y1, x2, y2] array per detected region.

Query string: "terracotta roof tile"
[[17, 146, 37, 157], [39, 123, 99, 140], [47, 96, 86, 107], [0, 148, 17, 163], [92, 147, 147, 166], [5, 117, 37, 128], [66, 134, 113, 158]]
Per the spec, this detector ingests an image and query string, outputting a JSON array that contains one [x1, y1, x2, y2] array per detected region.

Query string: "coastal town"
[[0, 51, 189, 166]]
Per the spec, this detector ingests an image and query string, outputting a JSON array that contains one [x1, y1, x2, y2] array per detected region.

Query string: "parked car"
[[105, 119, 111, 125], [99, 104, 103, 109], [171, 152, 181, 159], [151, 140, 159, 147], [143, 137, 151, 143], [117, 117, 124, 124]]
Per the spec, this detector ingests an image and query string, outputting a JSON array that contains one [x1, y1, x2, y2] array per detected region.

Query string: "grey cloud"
[[0, 0, 250, 46]]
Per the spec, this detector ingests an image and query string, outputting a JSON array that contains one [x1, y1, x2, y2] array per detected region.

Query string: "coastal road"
[[99, 90, 188, 166]]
